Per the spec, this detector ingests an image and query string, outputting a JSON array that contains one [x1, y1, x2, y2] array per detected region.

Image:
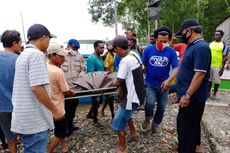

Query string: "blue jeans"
[[112, 104, 138, 131], [145, 85, 169, 126], [20, 130, 49, 153]]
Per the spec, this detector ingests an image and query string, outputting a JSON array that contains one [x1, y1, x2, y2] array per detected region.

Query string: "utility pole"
[[20, 11, 26, 43], [196, 0, 200, 20], [147, 1, 151, 37], [114, 0, 118, 36]]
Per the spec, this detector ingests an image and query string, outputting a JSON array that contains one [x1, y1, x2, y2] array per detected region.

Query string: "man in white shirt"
[[111, 36, 145, 153]]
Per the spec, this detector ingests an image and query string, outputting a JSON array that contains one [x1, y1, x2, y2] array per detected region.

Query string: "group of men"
[[0, 18, 229, 153]]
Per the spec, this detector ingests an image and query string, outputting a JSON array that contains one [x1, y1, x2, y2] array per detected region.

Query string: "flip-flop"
[[126, 135, 138, 142], [140, 122, 150, 132], [61, 141, 76, 153], [110, 146, 127, 153], [4, 148, 10, 153]]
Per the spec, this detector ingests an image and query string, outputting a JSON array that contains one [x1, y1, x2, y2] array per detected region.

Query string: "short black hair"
[[94, 40, 104, 49], [1, 30, 21, 48], [216, 30, 224, 36], [154, 27, 172, 39]]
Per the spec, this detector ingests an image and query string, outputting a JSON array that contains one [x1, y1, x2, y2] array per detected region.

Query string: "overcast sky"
[[0, 0, 123, 44]]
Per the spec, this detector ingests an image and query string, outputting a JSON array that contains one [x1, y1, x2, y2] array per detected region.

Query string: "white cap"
[[47, 43, 69, 56]]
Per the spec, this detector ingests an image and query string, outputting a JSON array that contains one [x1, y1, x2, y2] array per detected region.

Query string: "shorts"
[[112, 103, 138, 131], [54, 117, 67, 138], [209, 67, 221, 84], [0, 112, 17, 142]]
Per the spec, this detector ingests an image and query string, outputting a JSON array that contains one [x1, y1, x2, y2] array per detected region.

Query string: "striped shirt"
[[11, 44, 54, 134]]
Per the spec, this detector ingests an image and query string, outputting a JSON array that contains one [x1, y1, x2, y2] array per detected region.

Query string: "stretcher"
[[65, 87, 116, 100]]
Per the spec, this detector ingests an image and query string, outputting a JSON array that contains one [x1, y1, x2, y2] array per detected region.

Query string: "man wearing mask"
[[61, 39, 86, 136], [175, 19, 211, 153], [209, 30, 229, 98], [141, 27, 179, 132]]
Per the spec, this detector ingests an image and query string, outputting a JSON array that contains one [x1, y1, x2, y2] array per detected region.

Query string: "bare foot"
[[94, 121, 102, 127], [195, 145, 203, 153], [110, 146, 127, 153], [127, 134, 138, 142], [61, 140, 75, 153]]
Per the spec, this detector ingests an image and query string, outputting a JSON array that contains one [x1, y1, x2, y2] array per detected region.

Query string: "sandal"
[[61, 141, 76, 153], [127, 135, 138, 142], [110, 146, 127, 153], [94, 121, 102, 127], [141, 120, 150, 132]]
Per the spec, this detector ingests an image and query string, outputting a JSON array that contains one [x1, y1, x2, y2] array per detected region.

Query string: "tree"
[[159, 0, 198, 32], [88, 0, 230, 43], [88, 0, 149, 39], [201, 0, 230, 41]]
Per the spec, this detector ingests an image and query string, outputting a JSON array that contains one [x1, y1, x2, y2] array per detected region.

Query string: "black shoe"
[[72, 125, 79, 131], [66, 128, 73, 137]]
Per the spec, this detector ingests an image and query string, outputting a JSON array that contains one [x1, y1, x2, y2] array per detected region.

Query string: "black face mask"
[[181, 30, 192, 44]]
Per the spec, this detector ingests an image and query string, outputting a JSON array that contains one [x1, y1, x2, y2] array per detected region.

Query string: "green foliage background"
[[88, 0, 230, 43]]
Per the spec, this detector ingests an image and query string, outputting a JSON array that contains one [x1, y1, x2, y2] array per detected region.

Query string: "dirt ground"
[[1, 91, 229, 153]]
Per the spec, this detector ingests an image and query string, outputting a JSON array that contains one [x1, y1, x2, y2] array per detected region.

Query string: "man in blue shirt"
[[175, 19, 211, 153], [86, 40, 105, 127], [0, 30, 22, 153], [141, 27, 179, 132]]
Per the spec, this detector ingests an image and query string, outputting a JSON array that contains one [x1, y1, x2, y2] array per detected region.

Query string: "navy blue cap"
[[176, 19, 200, 36], [68, 39, 80, 49], [27, 24, 57, 40]]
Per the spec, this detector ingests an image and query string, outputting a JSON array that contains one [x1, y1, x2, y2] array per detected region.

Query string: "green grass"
[[220, 79, 230, 90], [214, 79, 230, 90]]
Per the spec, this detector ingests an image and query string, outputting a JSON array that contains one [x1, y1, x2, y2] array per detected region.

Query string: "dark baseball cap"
[[175, 19, 200, 36], [112, 35, 128, 50], [27, 24, 57, 40], [68, 39, 80, 49]]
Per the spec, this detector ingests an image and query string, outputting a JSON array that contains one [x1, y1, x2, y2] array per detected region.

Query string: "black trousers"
[[102, 95, 115, 118], [92, 96, 101, 122], [177, 102, 205, 153], [65, 98, 79, 129], [0, 126, 7, 147]]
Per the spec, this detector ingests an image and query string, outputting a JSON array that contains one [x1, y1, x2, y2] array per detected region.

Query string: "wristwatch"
[[184, 92, 191, 100]]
